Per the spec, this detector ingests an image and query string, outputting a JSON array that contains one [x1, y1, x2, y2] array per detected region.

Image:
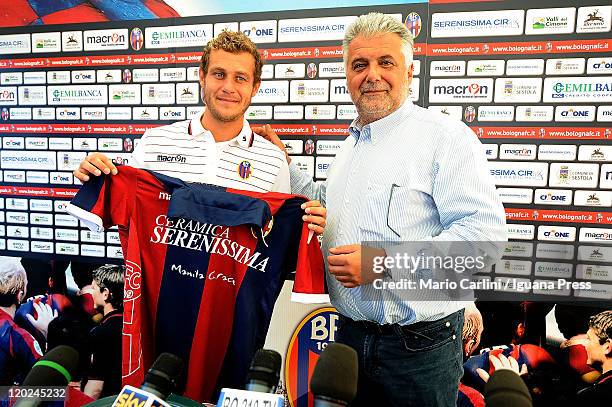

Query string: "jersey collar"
[[188, 109, 254, 148]]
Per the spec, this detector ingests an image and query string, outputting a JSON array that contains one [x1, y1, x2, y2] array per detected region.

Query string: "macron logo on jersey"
[[157, 154, 187, 163]]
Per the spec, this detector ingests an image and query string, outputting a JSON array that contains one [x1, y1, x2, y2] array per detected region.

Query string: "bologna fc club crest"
[[464, 106, 476, 123], [404, 12, 422, 39], [1, 108, 8, 121], [238, 160, 252, 179], [122, 69, 132, 83], [286, 308, 339, 407], [130, 28, 144, 51], [304, 139, 315, 154], [307, 63, 317, 79]]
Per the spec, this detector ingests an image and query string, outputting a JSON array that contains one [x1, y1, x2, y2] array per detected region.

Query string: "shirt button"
[[445, 321, 451, 327], [452, 334, 456, 340]]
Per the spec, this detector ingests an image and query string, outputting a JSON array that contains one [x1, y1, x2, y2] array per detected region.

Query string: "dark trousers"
[[336, 310, 464, 407]]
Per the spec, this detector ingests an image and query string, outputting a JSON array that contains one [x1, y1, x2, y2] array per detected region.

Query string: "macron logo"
[[157, 154, 186, 163]]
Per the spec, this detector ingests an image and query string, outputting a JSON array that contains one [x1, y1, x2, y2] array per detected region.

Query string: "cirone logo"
[[286, 307, 338, 407]]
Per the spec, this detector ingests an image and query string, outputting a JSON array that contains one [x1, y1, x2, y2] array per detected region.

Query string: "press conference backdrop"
[[0, 0, 610, 404]]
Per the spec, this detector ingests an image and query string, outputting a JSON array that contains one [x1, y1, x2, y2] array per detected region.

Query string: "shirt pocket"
[[386, 183, 435, 239]]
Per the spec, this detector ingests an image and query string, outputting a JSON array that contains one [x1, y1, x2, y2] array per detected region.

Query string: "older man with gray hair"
[[0, 257, 43, 384], [261, 12, 506, 405]]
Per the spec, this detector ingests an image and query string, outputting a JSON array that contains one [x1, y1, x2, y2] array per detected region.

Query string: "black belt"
[[340, 310, 461, 336]]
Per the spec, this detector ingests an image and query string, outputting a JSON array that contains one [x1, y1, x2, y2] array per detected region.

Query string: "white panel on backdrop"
[[1, 73, 22, 85], [31, 32, 61, 53], [431, 10, 525, 38], [576, 6, 612, 33], [467, 60, 505, 76], [543, 77, 612, 103], [574, 190, 612, 207], [427, 105, 462, 120], [62, 31, 83, 52], [84, 29, 128, 51], [246, 106, 273, 120], [505, 59, 544, 76], [525, 8, 576, 35], [555, 106, 596, 122], [305, 105, 336, 120], [494, 78, 542, 103], [240, 20, 277, 43], [430, 61, 465, 77], [546, 58, 585, 75], [252, 81, 289, 103], [537, 145, 576, 161], [97, 70, 121, 83], [497, 188, 533, 204], [429, 79, 493, 103], [278, 16, 357, 42], [507, 224, 535, 240], [318, 62, 345, 78], [145, 24, 212, 49], [549, 163, 599, 188], [489, 162, 548, 187], [0, 34, 31, 54], [290, 80, 329, 103], [275, 64, 306, 79]]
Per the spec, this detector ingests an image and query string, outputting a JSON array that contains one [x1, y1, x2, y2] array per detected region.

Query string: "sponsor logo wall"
[[0, 0, 610, 303], [425, 0, 612, 302]]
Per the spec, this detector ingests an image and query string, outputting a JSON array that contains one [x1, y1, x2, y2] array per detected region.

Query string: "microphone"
[[140, 352, 184, 400], [484, 369, 533, 407], [14, 345, 80, 407], [85, 353, 184, 407], [310, 343, 358, 407], [245, 349, 282, 393]]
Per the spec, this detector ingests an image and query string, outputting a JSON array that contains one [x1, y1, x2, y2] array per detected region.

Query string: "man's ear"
[[252, 80, 261, 97], [16, 290, 24, 304], [604, 339, 612, 357], [102, 288, 110, 303], [464, 339, 474, 357], [199, 67, 206, 88]]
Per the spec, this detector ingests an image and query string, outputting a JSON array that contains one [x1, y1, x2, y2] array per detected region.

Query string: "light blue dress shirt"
[[290, 99, 507, 324]]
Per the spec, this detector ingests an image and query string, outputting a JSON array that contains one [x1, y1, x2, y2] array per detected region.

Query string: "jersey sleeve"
[[290, 221, 329, 303], [11, 327, 43, 381], [65, 167, 137, 232]]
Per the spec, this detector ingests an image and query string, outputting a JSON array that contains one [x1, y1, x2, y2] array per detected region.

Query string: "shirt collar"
[[101, 309, 122, 324], [189, 108, 254, 148], [348, 98, 414, 144]]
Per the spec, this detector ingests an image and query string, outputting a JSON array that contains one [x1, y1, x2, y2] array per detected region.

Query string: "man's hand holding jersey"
[[74, 152, 118, 182], [73, 152, 327, 236]]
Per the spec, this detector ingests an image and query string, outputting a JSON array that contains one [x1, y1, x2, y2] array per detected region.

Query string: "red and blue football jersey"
[[0, 309, 43, 385], [463, 344, 556, 392], [66, 166, 326, 402], [14, 294, 73, 343]]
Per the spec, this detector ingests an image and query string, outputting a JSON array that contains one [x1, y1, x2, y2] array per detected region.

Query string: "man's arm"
[[83, 380, 104, 400], [254, 124, 327, 205]]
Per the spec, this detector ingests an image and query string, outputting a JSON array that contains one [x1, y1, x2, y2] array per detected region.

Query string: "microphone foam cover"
[[246, 349, 282, 385], [23, 345, 80, 386], [144, 353, 184, 397], [484, 369, 532, 407], [310, 343, 358, 403]]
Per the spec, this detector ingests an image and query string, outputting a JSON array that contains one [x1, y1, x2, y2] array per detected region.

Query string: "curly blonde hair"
[[200, 30, 263, 83]]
